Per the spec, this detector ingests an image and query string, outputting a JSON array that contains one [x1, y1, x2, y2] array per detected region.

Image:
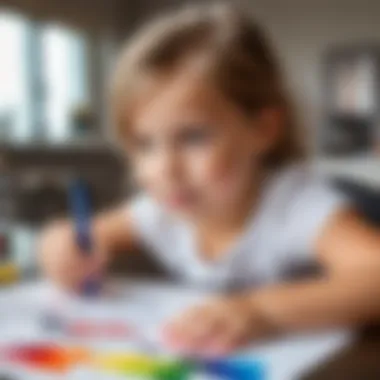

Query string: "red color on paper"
[[67, 320, 132, 338], [1, 343, 88, 372]]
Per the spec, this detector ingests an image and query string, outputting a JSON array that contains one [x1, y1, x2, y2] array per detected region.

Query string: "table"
[[303, 326, 380, 380]]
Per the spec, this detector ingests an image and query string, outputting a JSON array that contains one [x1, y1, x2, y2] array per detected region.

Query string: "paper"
[[244, 330, 352, 380], [0, 280, 353, 380]]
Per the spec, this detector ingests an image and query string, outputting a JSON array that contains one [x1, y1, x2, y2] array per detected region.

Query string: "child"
[[39, 2, 380, 356]]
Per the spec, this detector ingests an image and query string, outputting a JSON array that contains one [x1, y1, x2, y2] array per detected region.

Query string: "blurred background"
[[1, 0, 380, 283]]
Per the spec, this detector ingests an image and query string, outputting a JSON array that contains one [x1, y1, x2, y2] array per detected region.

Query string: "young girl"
[[39, 2, 380, 356]]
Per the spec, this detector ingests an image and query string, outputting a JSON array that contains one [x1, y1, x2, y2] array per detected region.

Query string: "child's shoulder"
[[269, 163, 339, 202], [270, 163, 350, 253], [272, 162, 349, 214]]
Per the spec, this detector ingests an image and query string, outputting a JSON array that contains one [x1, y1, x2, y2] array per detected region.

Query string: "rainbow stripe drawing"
[[0, 343, 265, 379]]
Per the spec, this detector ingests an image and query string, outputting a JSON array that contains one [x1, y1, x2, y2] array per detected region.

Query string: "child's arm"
[[38, 206, 140, 291], [164, 208, 380, 355], [251, 208, 380, 330]]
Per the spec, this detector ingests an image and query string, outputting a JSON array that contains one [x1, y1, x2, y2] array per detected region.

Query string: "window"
[[42, 26, 90, 142], [0, 10, 94, 145], [0, 12, 30, 142]]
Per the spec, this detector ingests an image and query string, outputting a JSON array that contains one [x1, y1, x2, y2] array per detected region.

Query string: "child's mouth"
[[166, 191, 197, 209]]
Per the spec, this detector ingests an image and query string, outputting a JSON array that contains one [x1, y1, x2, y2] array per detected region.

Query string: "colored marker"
[[69, 178, 101, 296]]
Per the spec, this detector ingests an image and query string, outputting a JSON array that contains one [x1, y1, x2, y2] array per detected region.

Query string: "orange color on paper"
[[2, 344, 90, 372]]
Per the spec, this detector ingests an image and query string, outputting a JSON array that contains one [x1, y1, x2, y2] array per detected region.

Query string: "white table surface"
[[0, 279, 353, 380]]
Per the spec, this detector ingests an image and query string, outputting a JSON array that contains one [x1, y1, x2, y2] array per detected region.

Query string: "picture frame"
[[321, 45, 380, 156]]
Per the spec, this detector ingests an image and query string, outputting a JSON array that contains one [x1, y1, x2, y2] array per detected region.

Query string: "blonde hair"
[[110, 1, 304, 167]]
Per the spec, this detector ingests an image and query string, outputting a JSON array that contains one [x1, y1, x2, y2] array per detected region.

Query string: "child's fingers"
[[52, 266, 82, 294], [182, 314, 239, 355], [184, 315, 250, 355], [206, 319, 248, 355], [164, 310, 227, 354], [182, 317, 222, 352], [164, 306, 209, 341], [49, 254, 102, 293]]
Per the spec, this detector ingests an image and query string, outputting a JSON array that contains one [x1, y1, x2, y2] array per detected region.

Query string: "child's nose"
[[156, 149, 182, 181]]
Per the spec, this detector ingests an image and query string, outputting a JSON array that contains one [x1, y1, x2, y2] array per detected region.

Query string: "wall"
[[2, 0, 120, 31]]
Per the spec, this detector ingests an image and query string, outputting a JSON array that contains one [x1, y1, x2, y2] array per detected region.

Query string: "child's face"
[[127, 68, 277, 219]]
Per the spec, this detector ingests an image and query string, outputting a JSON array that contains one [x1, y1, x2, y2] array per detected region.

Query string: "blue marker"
[[69, 178, 101, 296]]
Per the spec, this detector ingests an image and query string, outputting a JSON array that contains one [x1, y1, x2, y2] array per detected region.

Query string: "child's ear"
[[251, 107, 284, 156]]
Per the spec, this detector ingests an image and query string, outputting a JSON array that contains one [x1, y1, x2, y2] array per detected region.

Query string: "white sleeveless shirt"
[[128, 165, 349, 291]]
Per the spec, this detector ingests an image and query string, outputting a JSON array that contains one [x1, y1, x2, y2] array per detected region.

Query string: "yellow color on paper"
[[93, 353, 164, 375]]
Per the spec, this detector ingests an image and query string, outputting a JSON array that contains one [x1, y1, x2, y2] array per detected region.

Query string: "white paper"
[[0, 280, 353, 380]]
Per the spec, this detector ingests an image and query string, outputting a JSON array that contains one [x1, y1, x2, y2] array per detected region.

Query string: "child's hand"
[[38, 220, 106, 292], [163, 295, 270, 356]]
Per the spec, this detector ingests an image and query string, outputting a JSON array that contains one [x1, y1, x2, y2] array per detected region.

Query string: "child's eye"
[[133, 137, 155, 153], [178, 127, 212, 146]]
